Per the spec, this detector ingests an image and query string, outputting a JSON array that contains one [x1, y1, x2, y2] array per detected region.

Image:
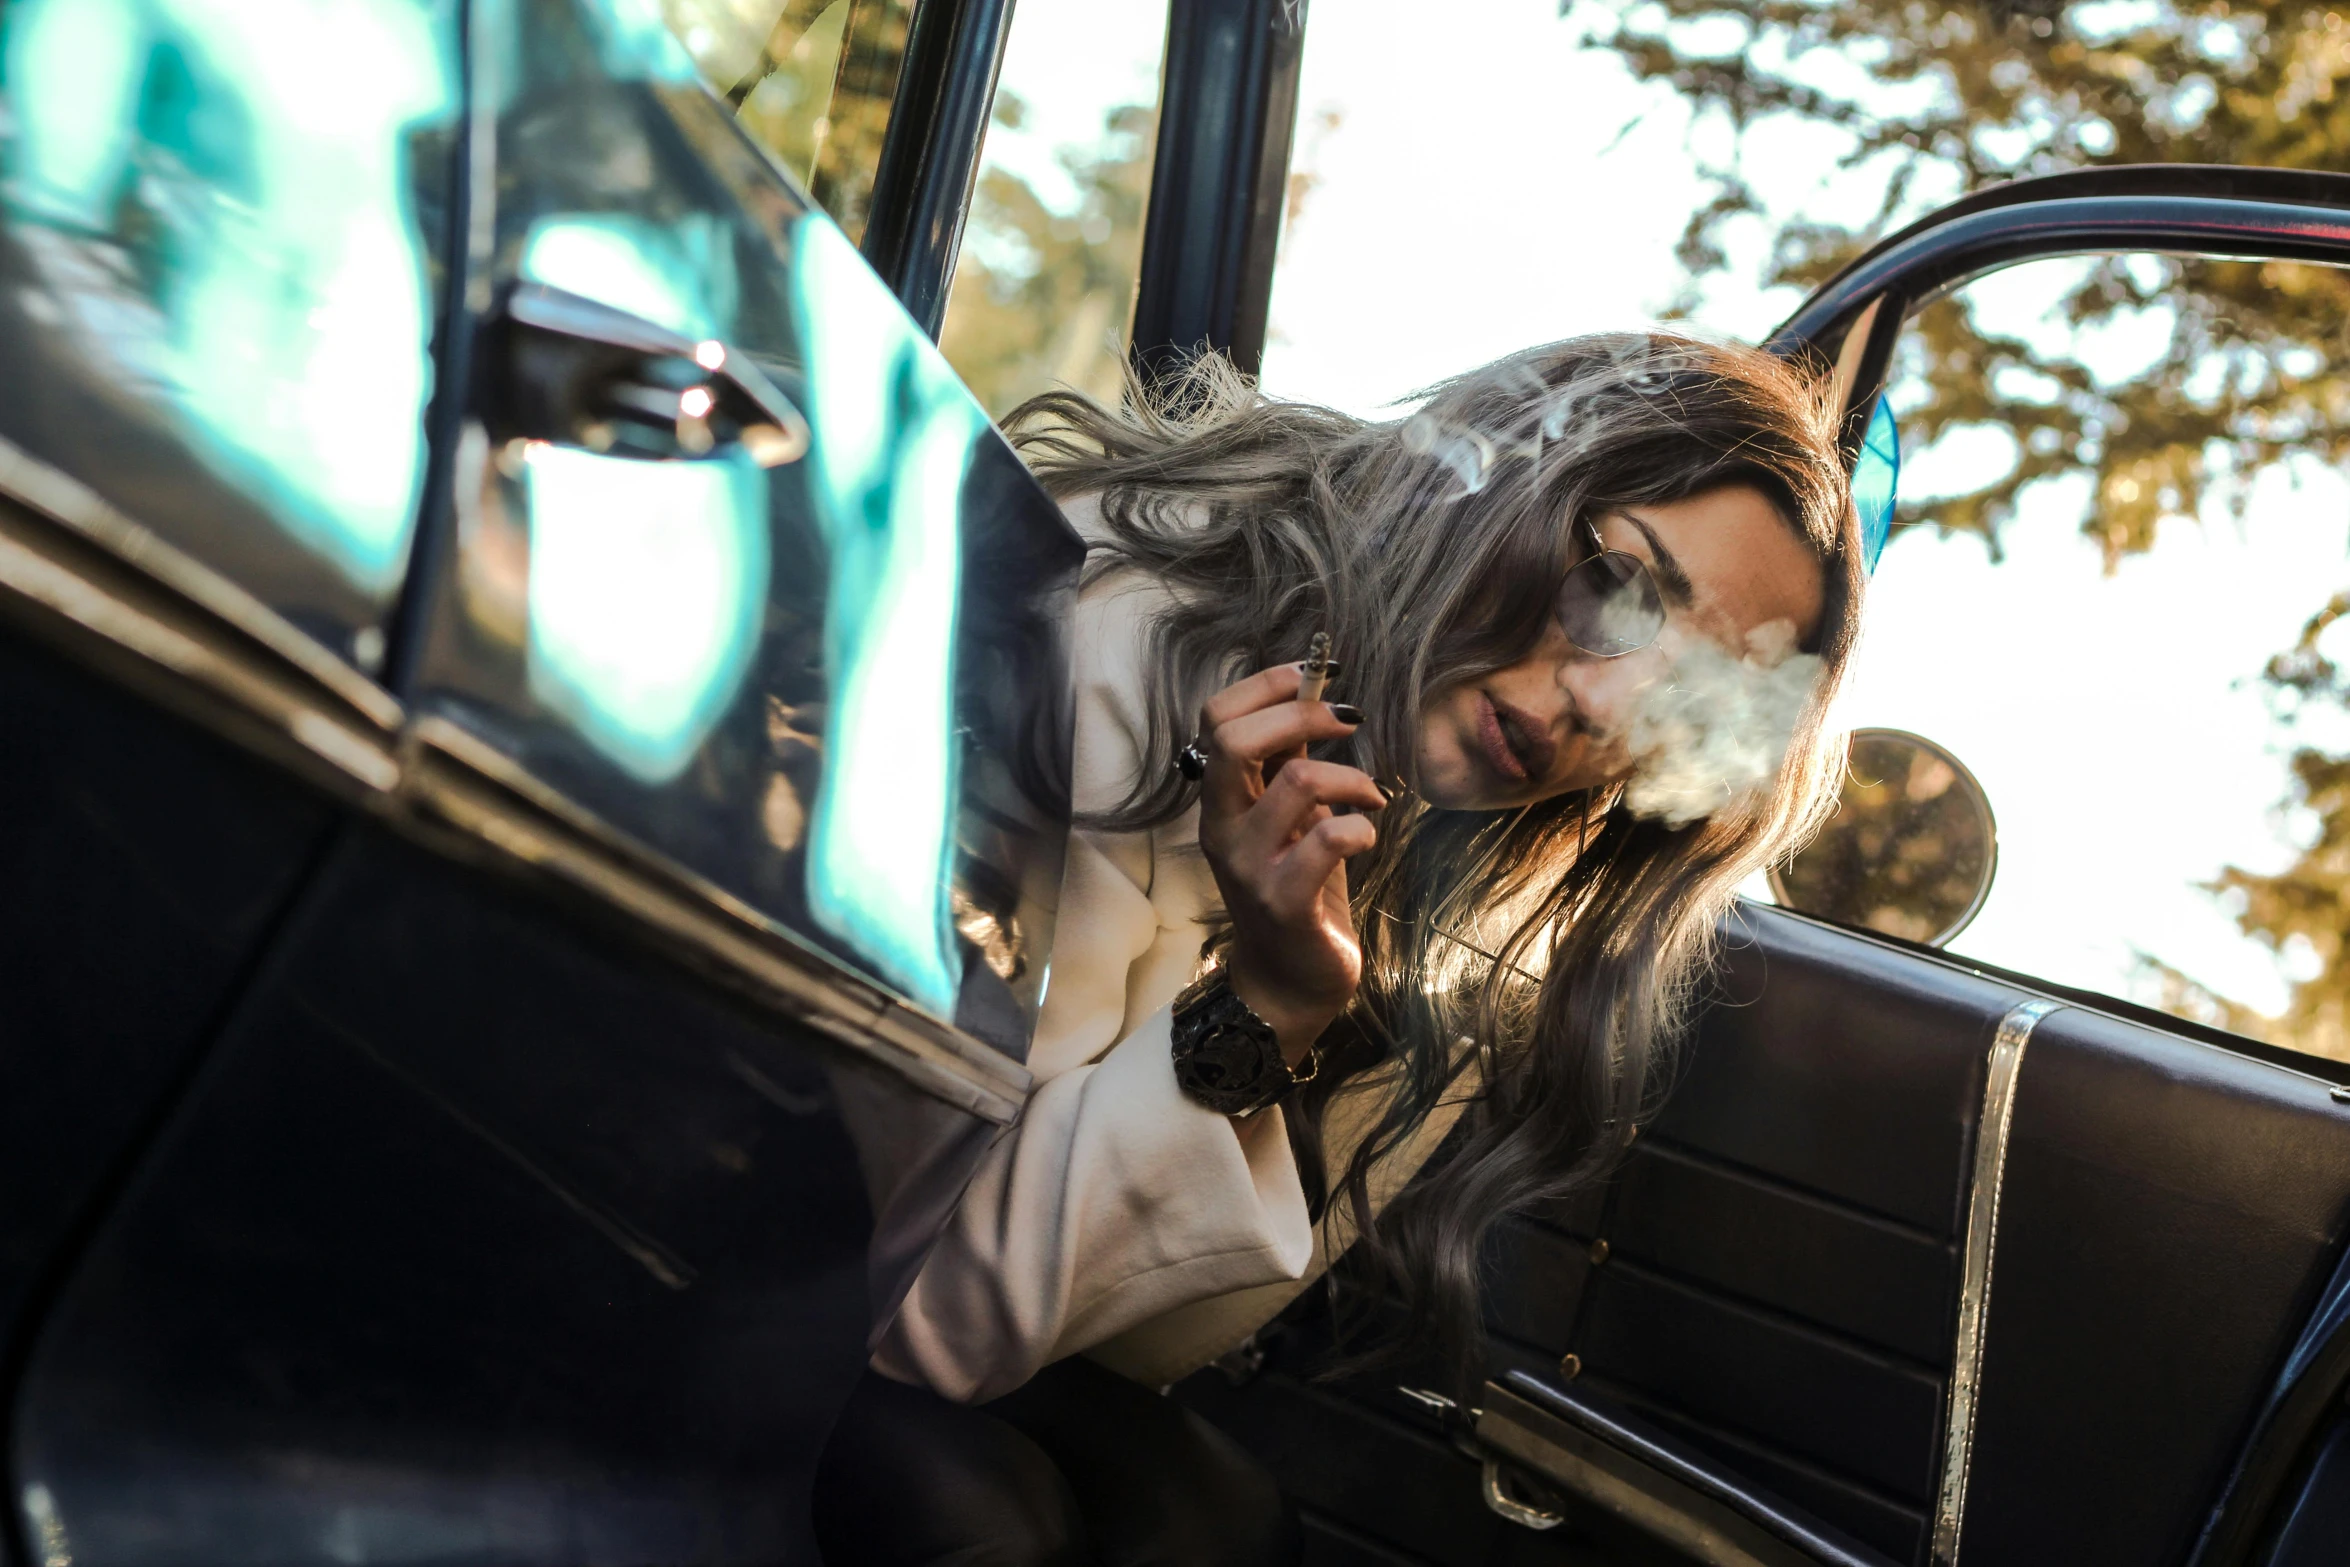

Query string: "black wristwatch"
[[1170, 971, 1318, 1118]]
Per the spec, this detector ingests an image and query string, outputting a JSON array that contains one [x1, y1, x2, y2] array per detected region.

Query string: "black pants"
[[812, 1356, 1299, 1566]]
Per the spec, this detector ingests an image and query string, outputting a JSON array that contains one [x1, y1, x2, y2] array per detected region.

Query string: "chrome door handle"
[[483, 283, 808, 467], [1483, 1458, 1568, 1531]]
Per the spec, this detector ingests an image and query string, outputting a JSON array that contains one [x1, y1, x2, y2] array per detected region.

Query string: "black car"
[[0, 1, 2346, 1564]]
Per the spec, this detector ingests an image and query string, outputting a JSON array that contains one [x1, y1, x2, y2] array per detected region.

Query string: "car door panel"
[[1473, 911, 2007, 1562], [0, 622, 335, 1355], [11, 822, 878, 1566], [1599, 1143, 1951, 1366], [1179, 906, 2009, 1566], [1571, 1260, 1942, 1503], [1476, 1373, 1895, 1567], [1184, 905, 2350, 1566], [1962, 1004, 2350, 1565], [1182, 1352, 1694, 1567]]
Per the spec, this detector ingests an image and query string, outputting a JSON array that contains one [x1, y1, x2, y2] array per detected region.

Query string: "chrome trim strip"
[[1481, 1459, 1566, 1532], [406, 718, 1030, 1123], [1933, 997, 2063, 1567], [0, 488, 1031, 1125], [0, 503, 402, 798], [0, 434, 405, 730], [1474, 1383, 1823, 1567]]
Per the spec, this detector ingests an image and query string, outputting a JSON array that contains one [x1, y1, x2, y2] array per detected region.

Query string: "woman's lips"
[[1474, 691, 1557, 785], [1474, 693, 1525, 783]]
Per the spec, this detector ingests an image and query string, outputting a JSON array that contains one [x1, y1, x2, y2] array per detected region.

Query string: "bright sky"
[[972, 0, 1167, 215], [980, 0, 2350, 1027]]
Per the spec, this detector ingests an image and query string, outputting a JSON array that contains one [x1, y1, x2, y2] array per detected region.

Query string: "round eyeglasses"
[[1555, 518, 1666, 657]]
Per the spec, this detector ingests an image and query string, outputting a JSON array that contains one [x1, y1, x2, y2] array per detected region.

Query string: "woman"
[[815, 332, 1863, 1566]]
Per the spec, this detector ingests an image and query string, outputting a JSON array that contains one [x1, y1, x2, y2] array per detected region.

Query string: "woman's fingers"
[[1227, 759, 1386, 865], [1198, 661, 1308, 733], [1190, 663, 1373, 1044], [1201, 700, 1363, 817], [1262, 813, 1378, 916], [1213, 698, 1362, 765]]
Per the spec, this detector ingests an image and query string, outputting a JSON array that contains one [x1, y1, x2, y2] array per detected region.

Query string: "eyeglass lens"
[[1555, 549, 1666, 657]]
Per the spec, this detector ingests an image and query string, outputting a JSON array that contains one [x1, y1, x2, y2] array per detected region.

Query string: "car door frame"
[[860, 0, 1312, 370], [1765, 161, 2350, 1567]]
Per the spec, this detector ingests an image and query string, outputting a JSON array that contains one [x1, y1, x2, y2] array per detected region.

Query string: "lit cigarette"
[[1298, 631, 1335, 704]]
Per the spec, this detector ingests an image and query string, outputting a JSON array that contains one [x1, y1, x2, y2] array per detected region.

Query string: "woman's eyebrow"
[[1613, 511, 1697, 607]]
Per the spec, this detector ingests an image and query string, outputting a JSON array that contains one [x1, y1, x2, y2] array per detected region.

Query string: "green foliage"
[[670, 0, 914, 245], [938, 95, 1157, 417], [1596, 0, 2350, 562], [1589, 0, 2350, 1054], [2199, 592, 2350, 1058]]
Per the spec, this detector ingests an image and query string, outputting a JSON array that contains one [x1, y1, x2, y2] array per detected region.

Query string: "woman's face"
[[1414, 483, 1827, 812]]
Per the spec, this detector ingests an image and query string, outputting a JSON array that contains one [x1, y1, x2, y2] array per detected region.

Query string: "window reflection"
[[520, 214, 738, 341], [522, 444, 770, 783], [659, 0, 914, 244], [0, 0, 456, 622], [792, 215, 982, 1016], [936, 0, 1167, 416], [418, 0, 1079, 1039]]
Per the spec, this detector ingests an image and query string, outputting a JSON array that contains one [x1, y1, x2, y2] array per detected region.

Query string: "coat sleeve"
[[868, 557, 1314, 1404]]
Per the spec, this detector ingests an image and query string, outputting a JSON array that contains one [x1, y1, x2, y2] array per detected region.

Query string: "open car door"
[[0, 0, 1085, 1559], [1175, 166, 2350, 1567]]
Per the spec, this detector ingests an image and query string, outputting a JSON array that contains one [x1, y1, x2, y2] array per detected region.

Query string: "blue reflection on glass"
[[577, 0, 698, 83], [515, 215, 767, 782], [523, 444, 769, 783], [0, 0, 455, 593], [791, 214, 980, 1018], [1853, 395, 1900, 573], [521, 215, 737, 341]]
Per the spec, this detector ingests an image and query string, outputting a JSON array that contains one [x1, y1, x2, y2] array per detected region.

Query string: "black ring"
[[1174, 741, 1209, 780]]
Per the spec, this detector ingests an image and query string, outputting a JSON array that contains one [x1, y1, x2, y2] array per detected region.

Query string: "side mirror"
[[1768, 728, 1998, 948]]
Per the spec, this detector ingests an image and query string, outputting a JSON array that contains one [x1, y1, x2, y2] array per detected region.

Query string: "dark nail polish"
[[1329, 702, 1366, 725], [1375, 779, 1401, 804]]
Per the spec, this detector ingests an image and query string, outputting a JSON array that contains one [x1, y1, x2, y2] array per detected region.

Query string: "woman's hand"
[[1195, 663, 1387, 1066]]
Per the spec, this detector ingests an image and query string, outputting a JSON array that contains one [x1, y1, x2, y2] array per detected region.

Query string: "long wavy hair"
[[1007, 332, 1865, 1386]]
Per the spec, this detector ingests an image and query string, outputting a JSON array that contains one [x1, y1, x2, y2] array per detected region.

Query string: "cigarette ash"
[[1620, 620, 1821, 828]]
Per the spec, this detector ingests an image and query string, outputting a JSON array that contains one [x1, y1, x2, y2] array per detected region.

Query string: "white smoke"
[[1620, 619, 1821, 827], [1401, 411, 1496, 494], [1399, 339, 1698, 501]]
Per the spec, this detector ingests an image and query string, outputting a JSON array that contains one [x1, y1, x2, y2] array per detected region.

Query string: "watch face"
[[1189, 1024, 1281, 1094], [1172, 979, 1288, 1115], [1175, 1020, 1285, 1115]]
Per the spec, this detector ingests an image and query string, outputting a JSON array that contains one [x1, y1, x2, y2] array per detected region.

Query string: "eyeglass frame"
[[1555, 515, 1668, 659]]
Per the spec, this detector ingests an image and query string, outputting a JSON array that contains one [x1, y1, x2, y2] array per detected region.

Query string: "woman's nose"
[[1559, 645, 1663, 736]]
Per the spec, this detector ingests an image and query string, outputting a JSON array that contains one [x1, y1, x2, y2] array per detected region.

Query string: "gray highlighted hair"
[[1007, 332, 1863, 1387]]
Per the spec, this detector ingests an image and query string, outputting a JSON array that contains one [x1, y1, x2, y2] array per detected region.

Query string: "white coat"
[[872, 497, 1474, 1404]]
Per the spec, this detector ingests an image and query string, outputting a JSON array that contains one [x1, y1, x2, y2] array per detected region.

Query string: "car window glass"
[[0, 0, 462, 673], [1828, 253, 2350, 1065], [414, 0, 1077, 1037], [933, 0, 1168, 416], [658, 0, 912, 245]]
